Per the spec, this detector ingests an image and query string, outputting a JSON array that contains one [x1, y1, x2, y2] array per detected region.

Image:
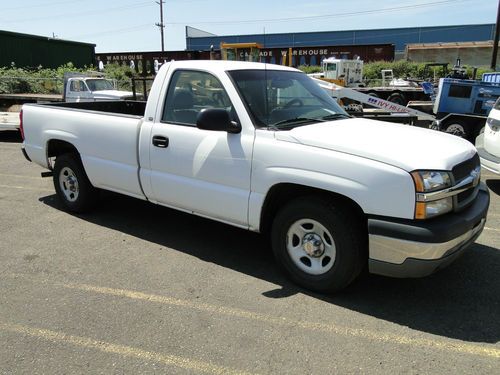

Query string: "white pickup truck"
[[21, 60, 489, 293], [64, 74, 138, 102]]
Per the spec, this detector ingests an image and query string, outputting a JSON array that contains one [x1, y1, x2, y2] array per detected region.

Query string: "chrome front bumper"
[[368, 183, 489, 278]]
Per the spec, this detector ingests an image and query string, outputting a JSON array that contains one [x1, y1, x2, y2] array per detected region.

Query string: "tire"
[[271, 196, 366, 293], [443, 119, 470, 140], [53, 153, 98, 213], [387, 92, 406, 106]]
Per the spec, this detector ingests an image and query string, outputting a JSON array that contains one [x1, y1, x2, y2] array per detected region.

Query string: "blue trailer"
[[433, 75, 500, 141]]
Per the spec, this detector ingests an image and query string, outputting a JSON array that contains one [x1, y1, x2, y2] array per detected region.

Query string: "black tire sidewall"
[[444, 119, 469, 140], [271, 197, 363, 293], [53, 153, 97, 213], [387, 93, 406, 106]]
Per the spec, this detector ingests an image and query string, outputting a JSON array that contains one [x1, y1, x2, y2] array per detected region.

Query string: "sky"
[[0, 0, 498, 53]]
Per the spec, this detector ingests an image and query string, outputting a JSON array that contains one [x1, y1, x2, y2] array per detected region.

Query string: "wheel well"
[[47, 139, 79, 158], [46, 140, 79, 169], [260, 183, 366, 235]]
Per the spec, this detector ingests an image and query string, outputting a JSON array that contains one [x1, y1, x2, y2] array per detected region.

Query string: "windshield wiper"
[[271, 117, 326, 129], [320, 113, 351, 121]]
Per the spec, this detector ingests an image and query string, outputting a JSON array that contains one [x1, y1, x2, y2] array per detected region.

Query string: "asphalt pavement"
[[0, 130, 499, 374]]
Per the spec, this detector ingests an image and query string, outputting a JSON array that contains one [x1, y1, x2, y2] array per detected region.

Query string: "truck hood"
[[91, 90, 136, 99], [275, 118, 477, 172]]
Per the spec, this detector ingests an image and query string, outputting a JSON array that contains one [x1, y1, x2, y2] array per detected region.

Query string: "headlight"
[[411, 171, 451, 192], [411, 170, 453, 219]]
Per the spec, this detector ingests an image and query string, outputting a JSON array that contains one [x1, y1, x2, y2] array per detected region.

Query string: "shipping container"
[[0, 30, 95, 69]]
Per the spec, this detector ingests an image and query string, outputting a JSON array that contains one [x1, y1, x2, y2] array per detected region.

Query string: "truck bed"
[[22, 100, 147, 199], [38, 100, 147, 117]]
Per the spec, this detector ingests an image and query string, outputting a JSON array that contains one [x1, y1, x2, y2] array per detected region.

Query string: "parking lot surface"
[[0, 130, 499, 374]]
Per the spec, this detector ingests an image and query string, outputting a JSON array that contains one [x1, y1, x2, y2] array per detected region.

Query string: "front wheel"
[[271, 197, 366, 293], [53, 153, 98, 213]]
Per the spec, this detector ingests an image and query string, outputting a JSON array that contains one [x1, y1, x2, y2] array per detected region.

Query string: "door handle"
[[152, 135, 169, 148]]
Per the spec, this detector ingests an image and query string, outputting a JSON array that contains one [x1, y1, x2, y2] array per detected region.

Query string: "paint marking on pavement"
[[0, 321, 256, 375], [5, 275, 500, 360], [0, 184, 52, 192], [484, 226, 500, 233], [55, 280, 499, 359], [0, 173, 45, 180]]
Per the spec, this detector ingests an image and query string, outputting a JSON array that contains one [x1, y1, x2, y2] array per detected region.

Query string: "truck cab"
[[220, 42, 263, 62], [320, 58, 364, 87], [64, 75, 138, 102]]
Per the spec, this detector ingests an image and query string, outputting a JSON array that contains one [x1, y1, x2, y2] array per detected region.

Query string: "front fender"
[[248, 140, 416, 231]]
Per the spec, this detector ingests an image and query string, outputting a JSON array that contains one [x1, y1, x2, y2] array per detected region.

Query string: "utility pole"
[[155, 0, 165, 52], [491, 0, 500, 69]]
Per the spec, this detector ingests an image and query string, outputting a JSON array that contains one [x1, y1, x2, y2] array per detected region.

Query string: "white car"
[[476, 98, 500, 174]]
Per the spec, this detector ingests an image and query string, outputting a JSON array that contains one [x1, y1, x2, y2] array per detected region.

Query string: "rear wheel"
[[271, 196, 366, 293], [443, 119, 472, 140], [387, 92, 406, 106], [53, 153, 98, 213]]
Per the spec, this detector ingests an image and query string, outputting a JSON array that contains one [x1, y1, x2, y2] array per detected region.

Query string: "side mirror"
[[196, 108, 241, 134]]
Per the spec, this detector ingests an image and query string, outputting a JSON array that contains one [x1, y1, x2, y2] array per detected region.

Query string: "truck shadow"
[[39, 191, 500, 344], [0, 130, 22, 143], [486, 179, 500, 196]]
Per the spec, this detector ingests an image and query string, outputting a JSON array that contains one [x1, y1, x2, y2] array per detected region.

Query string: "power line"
[[3, 1, 155, 24], [2, 0, 79, 11], [165, 0, 473, 25], [69, 24, 153, 40], [2, 0, 150, 11]]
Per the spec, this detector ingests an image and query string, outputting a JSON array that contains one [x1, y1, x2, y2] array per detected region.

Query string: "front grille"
[[452, 153, 479, 182], [452, 153, 480, 210]]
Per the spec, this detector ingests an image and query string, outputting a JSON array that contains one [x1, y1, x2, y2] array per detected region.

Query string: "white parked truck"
[[312, 58, 364, 87], [21, 61, 489, 293], [63, 73, 139, 102]]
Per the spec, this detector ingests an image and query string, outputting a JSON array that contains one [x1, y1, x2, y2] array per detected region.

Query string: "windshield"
[[86, 79, 114, 91], [227, 69, 348, 128]]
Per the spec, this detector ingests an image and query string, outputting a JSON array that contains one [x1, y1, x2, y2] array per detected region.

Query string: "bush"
[[101, 63, 135, 90], [0, 62, 136, 94], [297, 65, 322, 74]]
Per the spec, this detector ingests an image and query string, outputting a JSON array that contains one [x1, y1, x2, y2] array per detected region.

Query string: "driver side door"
[[148, 69, 254, 227]]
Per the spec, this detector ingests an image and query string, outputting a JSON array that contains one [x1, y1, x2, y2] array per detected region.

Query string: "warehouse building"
[[0, 30, 96, 69], [96, 23, 497, 73], [186, 23, 495, 61]]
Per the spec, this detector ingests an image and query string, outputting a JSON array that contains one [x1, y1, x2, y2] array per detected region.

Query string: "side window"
[[70, 80, 87, 92], [70, 80, 80, 92], [448, 84, 472, 98], [162, 70, 234, 126]]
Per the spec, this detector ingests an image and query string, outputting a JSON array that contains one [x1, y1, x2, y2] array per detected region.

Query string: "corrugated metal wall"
[[186, 24, 495, 52], [407, 42, 498, 66], [0, 30, 96, 69]]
